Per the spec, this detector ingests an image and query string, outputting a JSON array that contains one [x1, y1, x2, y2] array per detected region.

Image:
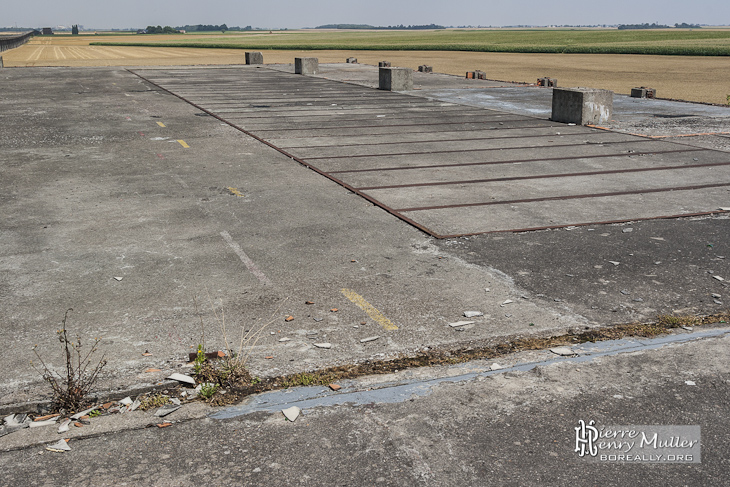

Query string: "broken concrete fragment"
[[685, 380, 696, 386], [622, 228, 633, 233], [155, 404, 181, 417], [313, 343, 332, 349], [71, 407, 96, 420], [46, 439, 71, 452], [113, 276, 124, 281], [713, 275, 725, 282], [29, 418, 58, 428], [712, 293, 722, 299], [119, 397, 133, 406], [490, 363, 504, 371], [57, 419, 71, 433], [168, 373, 196, 386], [129, 399, 141, 412], [278, 337, 291, 342], [463, 311, 483, 318], [609, 261, 620, 266], [449, 321, 475, 328], [500, 300, 514, 307], [282, 406, 301, 422], [549, 347, 577, 356], [360, 336, 379, 343]]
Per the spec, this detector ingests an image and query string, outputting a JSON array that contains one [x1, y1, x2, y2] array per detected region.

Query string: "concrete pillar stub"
[[346, 57, 357, 63], [0, 56, 3, 68], [295, 57, 318, 75], [551, 87, 613, 125], [245, 52, 263, 65], [418, 65, 432, 73], [379, 67, 413, 91]]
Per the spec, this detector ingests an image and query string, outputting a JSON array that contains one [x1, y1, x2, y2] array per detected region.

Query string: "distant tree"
[[71, 24, 79, 35]]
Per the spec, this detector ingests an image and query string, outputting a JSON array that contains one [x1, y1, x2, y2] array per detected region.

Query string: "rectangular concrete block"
[[551, 87, 613, 125], [346, 57, 357, 63], [379, 67, 413, 91], [631, 86, 656, 99], [378, 61, 391, 68], [295, 57, 318, 75], [418, 65, 433, 73], [466, 71, 476, 79], [0, 56, 3, 69], [475, 70, 486, 80], [538, 77, 557, 87], [245, 52, 263, 65]]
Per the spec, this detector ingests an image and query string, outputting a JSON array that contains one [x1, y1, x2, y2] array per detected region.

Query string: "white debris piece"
[[278, 337, 291, 342], [71, 407, 96, 420], [57, 419, 71, 434], [119, 397, 133, 406], [449, 321, 475, 328], [30, 419, 58, 428], [490, 363, 504, 371], [313, 343, 332, 349], [609, 261, 620, 266], [500, 300, 514, 307], [685, 380, 696, 386], [282, 406, 301, 422], [360, 336, 380, 343], [46, 439, 71, 452], [464, 311, 483, 318], [549, 347, 577, 356], [713, 275, 725, 282], [113, 276, 124, 281], [168, 373, 196, 385]]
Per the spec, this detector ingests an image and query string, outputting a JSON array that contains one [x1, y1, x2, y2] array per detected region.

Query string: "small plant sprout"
[[30, 309, 107, 412]]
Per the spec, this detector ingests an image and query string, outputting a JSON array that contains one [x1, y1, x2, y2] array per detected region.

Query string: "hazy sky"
[[4, 0, 729, 29]]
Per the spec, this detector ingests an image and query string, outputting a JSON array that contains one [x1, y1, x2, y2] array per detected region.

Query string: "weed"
[[198, 383, 218, 400], [88, 409, 102, 418], [31, 309, 107, 412], [138, 393, 170, 411], [726, 94, 730, 105]]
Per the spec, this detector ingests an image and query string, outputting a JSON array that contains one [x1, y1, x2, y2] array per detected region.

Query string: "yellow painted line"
[[227, 187, 244, 197], [157, 122, 166, 127], [341, 289, 398, 331], [177, 139, 189, 148]]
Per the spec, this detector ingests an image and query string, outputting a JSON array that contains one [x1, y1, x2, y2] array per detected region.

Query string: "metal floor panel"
[[131, 66, 730, 237]]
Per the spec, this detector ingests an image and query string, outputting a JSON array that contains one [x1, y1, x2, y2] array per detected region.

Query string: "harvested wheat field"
[[4, 34, 730, 105]]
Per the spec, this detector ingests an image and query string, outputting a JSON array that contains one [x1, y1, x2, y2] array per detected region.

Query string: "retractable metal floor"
[[132, 66, 730, 237]]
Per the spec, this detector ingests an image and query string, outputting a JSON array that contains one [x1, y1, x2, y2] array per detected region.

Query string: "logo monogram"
[[575, 420, 599, 457]]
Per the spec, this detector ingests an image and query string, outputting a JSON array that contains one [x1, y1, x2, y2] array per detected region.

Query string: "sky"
[[3, 0, 729, 30]]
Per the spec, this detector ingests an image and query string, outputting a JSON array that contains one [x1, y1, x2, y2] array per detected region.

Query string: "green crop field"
[[91, 28, 730, 56]]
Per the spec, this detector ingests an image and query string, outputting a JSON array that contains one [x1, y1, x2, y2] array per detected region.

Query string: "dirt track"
[[4, 36, 730, 105]]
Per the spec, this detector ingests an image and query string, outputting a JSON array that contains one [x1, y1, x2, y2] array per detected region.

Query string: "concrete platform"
[[1, 64, 729, 410], [134, 65, 730, 237]]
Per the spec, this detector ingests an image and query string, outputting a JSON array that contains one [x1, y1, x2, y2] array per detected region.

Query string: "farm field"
[[4, 32, 730, 105]]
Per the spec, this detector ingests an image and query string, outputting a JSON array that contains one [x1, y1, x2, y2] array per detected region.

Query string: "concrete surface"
[[1, 327, 728, 485], [1, 61, 729, 483]]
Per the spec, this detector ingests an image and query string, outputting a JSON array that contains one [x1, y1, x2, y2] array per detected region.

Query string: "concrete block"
[[475, 70, 486, 80], [295, 57, 318, 75], [0, 56, 3, 68], [245, 52, 263, 65], [631, 86, 656, 99], [346, 57, 357, 63], [466, 71, 476, 79], [378, 61, 391, 68], [418, 65, 433, 73], [538, 77, 557, 87], [379, 67, 413, 91], [551, 87, 613, 125]]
